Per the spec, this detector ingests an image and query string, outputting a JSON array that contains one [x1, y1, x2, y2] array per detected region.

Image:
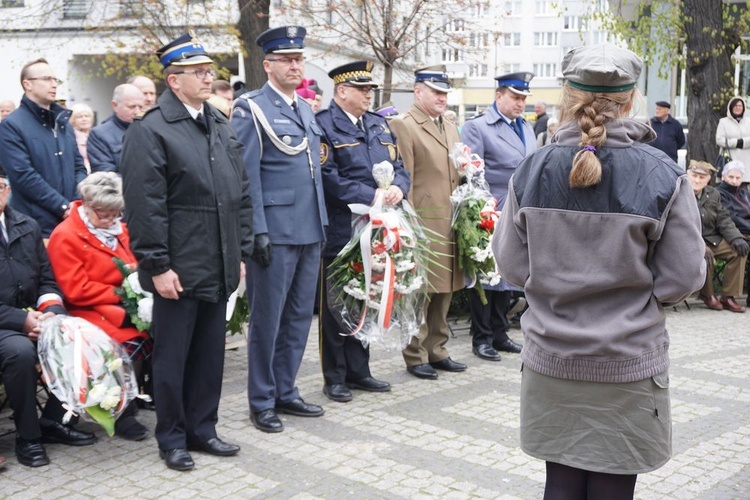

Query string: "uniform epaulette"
[[466, 112, 485, 121], [241, 89, 263, 100], [134, 105, 160, 121]]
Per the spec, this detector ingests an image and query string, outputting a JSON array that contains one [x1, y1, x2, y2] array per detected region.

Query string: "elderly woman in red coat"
[[47, 171, 151, 441]]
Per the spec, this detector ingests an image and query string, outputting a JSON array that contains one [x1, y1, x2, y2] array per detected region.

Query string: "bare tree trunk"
[[382, 62, 394, 104], [683, 0, 737, 164], [237, 0, 270, 91]]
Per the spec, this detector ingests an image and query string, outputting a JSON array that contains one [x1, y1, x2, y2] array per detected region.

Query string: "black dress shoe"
[[188, 437, 240, 457], [407, 363, 438, 380], [115, 416, 149, 441], [39, 417, 97, 446], [493, 338, 523, 354], [346, 377, 391, 392], [159, 448, 194, 471], [15, 438, 50, 468], [473, 344, 502, 361], [430, 357, 468, 372], [323, 384, 353, 402], [275, 398, 325, 417], [251, 409, 284, 433]]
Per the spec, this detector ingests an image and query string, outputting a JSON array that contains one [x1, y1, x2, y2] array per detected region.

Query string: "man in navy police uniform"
[[315, 61, 410, 403], [461, 72, 536, 362], [232, 26, 328, 433]]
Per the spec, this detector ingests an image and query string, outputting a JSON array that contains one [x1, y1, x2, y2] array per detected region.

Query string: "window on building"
[[594, 31, 613, 44], [472, 1, 490, 17], [535, 0, 554, 15], [445, 18, 465, 32], [504, 1, 522, 15], [503, 32, 521, 47], [469, 32, 489, 49], [1, 0, 24, 7], [563, 15, 586, 31], [469, 64, 489, 77], [534, 32, 558, 47], [532, 63, 558, 78], [63, 0, 88, 19], [498, 63, 521, 74], [442, 48, 464, 63]]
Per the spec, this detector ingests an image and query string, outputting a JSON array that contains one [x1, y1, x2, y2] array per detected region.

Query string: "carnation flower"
[[137, 297, 153, 324], [100, 394, 121, 411], [127, 272, 146, 295]]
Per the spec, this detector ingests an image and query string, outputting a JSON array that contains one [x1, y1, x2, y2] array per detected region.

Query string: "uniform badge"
[[320, 143, 329, 165], [282, 135, 292, 145], [388, 144, 397, 161], [287, 26, 298, 38]]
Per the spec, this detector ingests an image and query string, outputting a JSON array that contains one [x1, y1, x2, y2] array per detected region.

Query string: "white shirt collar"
[[0, 212, 6, 241], [183, 103, 204, 120], [268, 81, 297, 108], [343, 109, 362, 126]]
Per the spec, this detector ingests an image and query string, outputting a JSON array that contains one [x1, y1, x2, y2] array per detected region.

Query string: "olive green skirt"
[[520, 366, 671, 475]]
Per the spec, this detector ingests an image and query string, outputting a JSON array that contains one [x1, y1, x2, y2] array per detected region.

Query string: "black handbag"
[[714, 145, 732, 178]]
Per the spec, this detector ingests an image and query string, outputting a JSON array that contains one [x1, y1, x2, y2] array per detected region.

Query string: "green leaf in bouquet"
[[226, 291, 250, 336], [85, 405, 115, 437]]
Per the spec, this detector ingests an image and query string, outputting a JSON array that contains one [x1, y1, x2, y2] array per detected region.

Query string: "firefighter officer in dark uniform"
[[315, 60, 411, 403]]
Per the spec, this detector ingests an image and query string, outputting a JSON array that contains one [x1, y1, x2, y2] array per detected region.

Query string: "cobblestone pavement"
[[1, 298, 748, 499]]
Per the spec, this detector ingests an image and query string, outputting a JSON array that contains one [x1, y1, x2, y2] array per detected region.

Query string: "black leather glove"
[[731, 237, 750, 257], [737, 138, 745, 149], [704, 246, 715, 267], [251, 233, 272, 267]]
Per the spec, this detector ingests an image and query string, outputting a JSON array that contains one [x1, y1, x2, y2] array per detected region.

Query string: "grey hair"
[[112, 83, 141, 103], [723, 160, 746, 177], [78, 172, 124, 211]]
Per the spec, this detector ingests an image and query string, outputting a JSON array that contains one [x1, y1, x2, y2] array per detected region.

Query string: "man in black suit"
[[0, 164, 96, 468]]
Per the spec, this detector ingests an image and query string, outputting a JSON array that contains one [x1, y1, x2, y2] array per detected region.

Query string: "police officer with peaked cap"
[[231, 25, 328, 433], [121, 31, 253, 470], [316, 60, 410, 402], [461, 71, 536, 362]]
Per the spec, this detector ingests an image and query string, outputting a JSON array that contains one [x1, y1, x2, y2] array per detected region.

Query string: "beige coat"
[[389, 104, 464, 293]]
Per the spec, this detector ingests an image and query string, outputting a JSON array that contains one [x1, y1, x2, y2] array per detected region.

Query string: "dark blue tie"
[[509, 120, 521, 138]]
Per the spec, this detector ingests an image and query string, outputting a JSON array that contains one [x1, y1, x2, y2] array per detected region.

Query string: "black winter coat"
[[120, 90, 254, 302], [0, 207, 65, 340], [718, 182, 750, 235]]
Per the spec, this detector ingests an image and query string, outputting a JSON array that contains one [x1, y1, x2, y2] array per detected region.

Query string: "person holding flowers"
[[0, 163, 96, 468], [389, 66, 467, 380], [316, 60, 410, 402], [47, 171, 151, 441], [461, 71, 536, 361]]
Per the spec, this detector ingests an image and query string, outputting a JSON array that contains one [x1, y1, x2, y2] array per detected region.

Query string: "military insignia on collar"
[[320, 143, 329, 165], [382, 124, 390, 134]]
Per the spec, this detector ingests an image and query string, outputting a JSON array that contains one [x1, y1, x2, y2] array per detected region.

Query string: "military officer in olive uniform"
[[232, 26, 328, 433], [461, 72, 536, 362], [316, 61, 411, 403], [389, 66, 467, 380]]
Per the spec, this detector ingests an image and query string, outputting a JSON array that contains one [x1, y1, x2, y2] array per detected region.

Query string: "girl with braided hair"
[[492, 44, 706, 499]]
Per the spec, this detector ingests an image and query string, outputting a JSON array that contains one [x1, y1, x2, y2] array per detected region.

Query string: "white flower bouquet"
[[327, 161, 429, 350], [449, 143, 501, 304], [37, 315, 138, 436], [113, 258, 152, 332]]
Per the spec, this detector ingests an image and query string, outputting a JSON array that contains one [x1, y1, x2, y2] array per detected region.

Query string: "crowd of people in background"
[[0, 26, 747, 498]]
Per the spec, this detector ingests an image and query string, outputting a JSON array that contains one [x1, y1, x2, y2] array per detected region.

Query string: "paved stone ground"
[[0, 297, 748, 499]]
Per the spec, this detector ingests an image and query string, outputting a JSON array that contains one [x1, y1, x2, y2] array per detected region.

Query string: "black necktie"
[[292, 101, 302, 122], [195, 112, 207, 133], [357, 118, 365, 132]]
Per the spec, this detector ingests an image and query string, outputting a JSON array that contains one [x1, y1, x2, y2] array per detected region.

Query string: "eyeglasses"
[[26, 76, 63, 85], [87, 206, 122, 222], [266, 56, 305, 66], [173, 69, 217, 80], [344, 85, 375, 94]]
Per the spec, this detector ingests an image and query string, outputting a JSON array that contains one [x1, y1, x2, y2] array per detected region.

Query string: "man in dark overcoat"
[[121, 32, 254, 470]]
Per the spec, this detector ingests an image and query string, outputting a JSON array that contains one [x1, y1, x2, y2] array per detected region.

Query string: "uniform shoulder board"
[[242, 89, 263, 100], [134, 105, 160, 120], [466, 112, 485, 121]]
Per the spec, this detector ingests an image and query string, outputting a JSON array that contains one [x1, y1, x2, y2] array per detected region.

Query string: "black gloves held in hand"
[[737, 138, 745, 149], [251, 233, 272, 267], [731, 237, 750, 257]]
